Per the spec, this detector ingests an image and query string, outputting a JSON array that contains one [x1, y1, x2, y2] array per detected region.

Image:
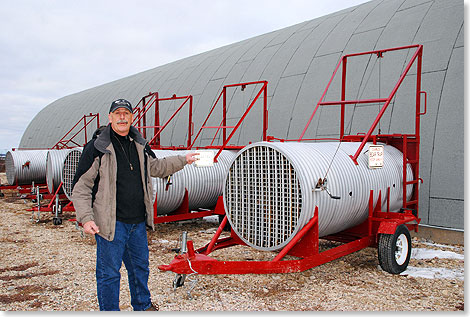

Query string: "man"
[[71, 99, 197, 311]]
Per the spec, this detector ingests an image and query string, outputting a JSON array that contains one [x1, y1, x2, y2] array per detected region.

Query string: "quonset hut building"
[[20, 0, 463, 239]]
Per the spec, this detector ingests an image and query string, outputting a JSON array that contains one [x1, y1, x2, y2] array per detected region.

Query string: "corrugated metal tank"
[[153, 149, 237, 215], [5, 150, 48, 185], [152, 150, 187, 214], [46, 149, 71, 194], [224, 141, 413, 251]]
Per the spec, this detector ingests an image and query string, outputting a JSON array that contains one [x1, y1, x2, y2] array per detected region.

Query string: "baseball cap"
[[109, 99, 133, 113]]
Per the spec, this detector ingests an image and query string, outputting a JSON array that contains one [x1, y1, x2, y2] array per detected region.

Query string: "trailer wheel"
[[378, 224, 411, 274], [53, 217, 62, 226]]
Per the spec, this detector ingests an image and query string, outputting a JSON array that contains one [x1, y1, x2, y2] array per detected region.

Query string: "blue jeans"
[[95, 221, 152, 311]]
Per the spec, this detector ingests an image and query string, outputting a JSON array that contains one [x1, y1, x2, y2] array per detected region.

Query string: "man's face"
[[108, 108, 133, 136]]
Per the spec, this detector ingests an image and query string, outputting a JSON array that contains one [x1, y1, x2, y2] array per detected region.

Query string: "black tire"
[[378, 224, 412, 274], [53, 217, 62, 226]]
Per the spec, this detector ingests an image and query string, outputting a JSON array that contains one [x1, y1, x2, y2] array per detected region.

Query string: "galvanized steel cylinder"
[[152, 150, 237, 215], [5, 150, 48, 185], [223, 141, 414, 251], [152, 150, 187, 215], [46, 149, 71, 194], [62, 148, 83, 200]]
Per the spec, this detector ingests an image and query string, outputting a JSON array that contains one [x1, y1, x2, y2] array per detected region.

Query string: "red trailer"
[[159, 45, 425, 285]]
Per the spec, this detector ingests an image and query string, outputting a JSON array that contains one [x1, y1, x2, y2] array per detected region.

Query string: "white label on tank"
[[368, 145, 384, 169], [194, 150, 214, 167]]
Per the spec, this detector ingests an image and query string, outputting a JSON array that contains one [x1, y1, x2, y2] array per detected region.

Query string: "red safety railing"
[[51, 113, 100, 149], [296, 44, 425, 216], [190, 80, 268, 162], [148, 95, 193, 150], [132, 92, 158, 140], [132, 92, 193, 150], [298, 45, 424, 154]]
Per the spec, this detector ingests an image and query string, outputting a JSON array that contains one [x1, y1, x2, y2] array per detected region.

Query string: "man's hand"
[[185, 152, 198, 164], [83, 221, 100, 235]]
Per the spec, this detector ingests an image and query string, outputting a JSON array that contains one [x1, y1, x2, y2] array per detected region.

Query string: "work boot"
[[145, 302, 159, 311]]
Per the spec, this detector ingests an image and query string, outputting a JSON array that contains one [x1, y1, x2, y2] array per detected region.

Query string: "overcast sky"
[[0, 0, 374, 152]]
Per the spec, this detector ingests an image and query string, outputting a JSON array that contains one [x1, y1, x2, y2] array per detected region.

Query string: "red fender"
[[377, 221, 399, 235]]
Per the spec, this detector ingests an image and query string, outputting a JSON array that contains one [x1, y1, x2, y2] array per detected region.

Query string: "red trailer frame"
[[26, 182, 75, 224], [0, 183, 50, 200], [159, 44, 425, 276]]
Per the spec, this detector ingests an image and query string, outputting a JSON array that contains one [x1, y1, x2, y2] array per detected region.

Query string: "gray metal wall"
[[20, 0, 464, 230]]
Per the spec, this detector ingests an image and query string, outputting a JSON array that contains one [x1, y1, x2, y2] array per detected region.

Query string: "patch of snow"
[[154, 239, 169, 244], [411, 248, 464, 260], [401, 266, 464, 281], [200, 228, 217, 234], [420, 241, 461, 250], [394, 245, 465, 280], [203, 215, 220, 224]]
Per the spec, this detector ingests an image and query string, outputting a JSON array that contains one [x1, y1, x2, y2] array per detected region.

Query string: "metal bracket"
[[165, 175, 173, 191], [313, 178, 341, 200]]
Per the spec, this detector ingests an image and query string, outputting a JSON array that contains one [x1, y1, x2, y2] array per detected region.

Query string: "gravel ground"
[[0, 175, 464, 311]]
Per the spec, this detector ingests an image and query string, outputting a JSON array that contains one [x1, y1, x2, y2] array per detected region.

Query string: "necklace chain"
[[113, 134, 134, 171]]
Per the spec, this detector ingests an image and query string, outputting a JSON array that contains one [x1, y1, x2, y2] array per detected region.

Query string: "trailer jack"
[[30, 186, 41, 223], [171, 231, 199, 299]]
